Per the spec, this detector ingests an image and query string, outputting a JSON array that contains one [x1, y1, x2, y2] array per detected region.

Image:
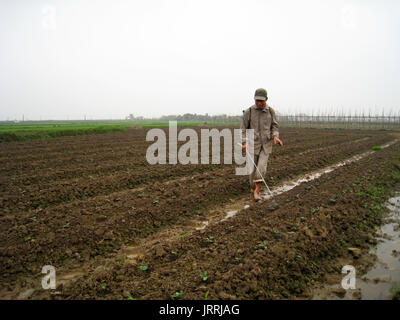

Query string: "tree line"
[[126, 113, 241, 122]]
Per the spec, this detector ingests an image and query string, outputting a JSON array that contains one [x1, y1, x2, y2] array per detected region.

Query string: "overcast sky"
[[0, 0, 399, 120]]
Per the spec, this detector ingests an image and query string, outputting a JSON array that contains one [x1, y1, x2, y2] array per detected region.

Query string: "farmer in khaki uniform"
[[241, 88, 283, 201]]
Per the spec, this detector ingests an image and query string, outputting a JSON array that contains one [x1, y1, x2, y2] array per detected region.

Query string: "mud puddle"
[[312, 190, 400, 300]]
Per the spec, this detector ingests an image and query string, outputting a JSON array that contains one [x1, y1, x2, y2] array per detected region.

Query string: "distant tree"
[[126, 113, 242, 123]]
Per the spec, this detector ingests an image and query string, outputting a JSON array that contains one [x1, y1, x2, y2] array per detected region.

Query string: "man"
[[241, 88, 283, 201]]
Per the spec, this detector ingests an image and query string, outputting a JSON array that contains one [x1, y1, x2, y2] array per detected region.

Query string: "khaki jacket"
[[241, 104, 279, 155]]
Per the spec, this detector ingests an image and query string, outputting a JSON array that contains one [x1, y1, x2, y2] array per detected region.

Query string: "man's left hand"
[[273, 136, 283, 146]]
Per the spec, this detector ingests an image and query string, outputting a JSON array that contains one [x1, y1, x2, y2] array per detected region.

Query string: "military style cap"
[[254, 88, 268, 101]]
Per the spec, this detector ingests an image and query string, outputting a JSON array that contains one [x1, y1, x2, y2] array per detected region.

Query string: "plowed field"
[[1, 127, 399, 299]]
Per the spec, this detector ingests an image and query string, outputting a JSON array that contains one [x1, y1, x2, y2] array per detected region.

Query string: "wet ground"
[[312, 191, 400, 300], [1, 128, 399, 299]]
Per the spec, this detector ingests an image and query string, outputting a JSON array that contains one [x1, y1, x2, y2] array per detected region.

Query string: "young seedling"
[[139, 265, 148, 271], [128, 295, 136, 300], [101, 283, 107, 290], [254, 243, 268, 250], [171, 291, 184, 299], [311, 207, 319, 214], [204, 290, 209, 300], [171, 251, 179, 255], [206, 236, 214, 243], [178, 233, 188, 240], [200, 271, 208, 281], [119, 256, 127, 265]]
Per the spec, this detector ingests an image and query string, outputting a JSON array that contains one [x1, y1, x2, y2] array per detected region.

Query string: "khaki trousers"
[[249, 141, 273, 190]]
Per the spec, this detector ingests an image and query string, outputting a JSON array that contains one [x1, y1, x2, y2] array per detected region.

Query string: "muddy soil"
[[0, 127, 398, 299], [34, 138, 398, 300], [310, 190, 400, 300]]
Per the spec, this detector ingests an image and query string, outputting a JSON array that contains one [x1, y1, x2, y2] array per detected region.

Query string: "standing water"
[[357, 191, 400, 299], [312, 190, 400, 300]]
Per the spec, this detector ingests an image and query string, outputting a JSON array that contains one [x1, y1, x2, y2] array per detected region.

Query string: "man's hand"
[[273, 136, 283, 146]]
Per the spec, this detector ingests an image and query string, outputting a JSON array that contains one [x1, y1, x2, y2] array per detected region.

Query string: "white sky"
[[0, 0, 399, 120]]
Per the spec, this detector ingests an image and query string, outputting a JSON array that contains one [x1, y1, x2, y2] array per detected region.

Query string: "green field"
[[0, 120, 240, 142], [0, 122, 129, 142]]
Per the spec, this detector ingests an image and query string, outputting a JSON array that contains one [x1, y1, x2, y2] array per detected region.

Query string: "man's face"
[[255, 99, 267, 109]]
